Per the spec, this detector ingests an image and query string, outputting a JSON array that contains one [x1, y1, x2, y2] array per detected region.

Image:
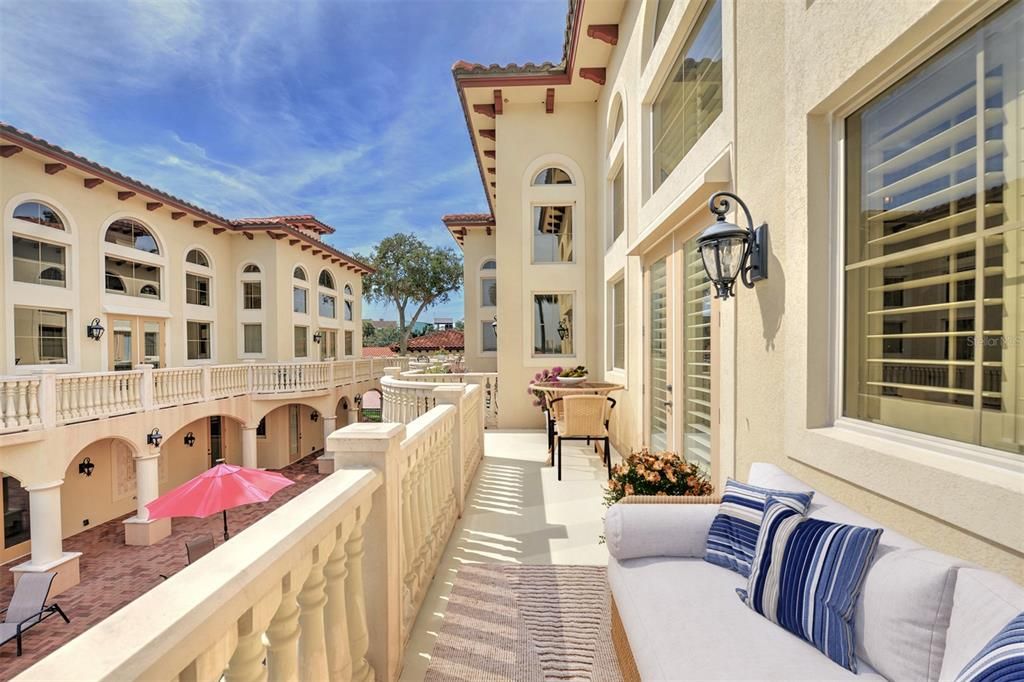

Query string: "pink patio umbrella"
[[145, 464, 294, 541]]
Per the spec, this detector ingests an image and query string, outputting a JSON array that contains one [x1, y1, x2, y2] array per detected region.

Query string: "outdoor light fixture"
[[146, 427, 163, 447], [183, 431, 196, 448], [696, 191, 769, 300], [78, 457, 95, 477], [491, 316, 498, 338], [354, 394, 363, 407], [86, 317, 105, 340], [313, 330, 324, 344], [558, 319, 570, 341], [310, 410, 320, 422]]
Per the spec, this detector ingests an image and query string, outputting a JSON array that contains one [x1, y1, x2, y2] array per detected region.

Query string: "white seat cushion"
[[940, 567, 1024, 681], [608, 557, 884, 681]]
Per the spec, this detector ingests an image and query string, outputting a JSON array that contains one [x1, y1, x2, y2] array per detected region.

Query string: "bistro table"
[[531, 381, 624, 464]]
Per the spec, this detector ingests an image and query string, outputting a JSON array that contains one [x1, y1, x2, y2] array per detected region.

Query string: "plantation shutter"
[[684, 240, 713, 469]]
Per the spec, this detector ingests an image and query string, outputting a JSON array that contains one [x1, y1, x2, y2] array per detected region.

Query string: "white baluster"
[[225, 587, 281, 682], [297, 537, 335, 682], [27, 380, 40, 425], [267, 558, 312, 682], [178, 630, 238, 682], [323, 520, 354, 682], [346, 504, 375, 682]]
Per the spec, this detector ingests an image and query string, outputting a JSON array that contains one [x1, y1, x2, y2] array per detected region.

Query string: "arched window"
[[105, 218, 160, 254], [242, 264, 261, 274], [343, 283, 353, 296], [480, 258, 497, 307], [185, 249, 210, 267], [13, 201, 64, 230], [343, 282, 354, 322], [532, 167, 574, 185], [481, 259, 496, 270], [293, 266, 307, 281], [318, 270, 335, 289]]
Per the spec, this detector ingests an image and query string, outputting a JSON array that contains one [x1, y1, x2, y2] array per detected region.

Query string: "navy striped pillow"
[[704, 479, 814, 577], [956, 612, 1024, 682], [739, 496, 882, 673]]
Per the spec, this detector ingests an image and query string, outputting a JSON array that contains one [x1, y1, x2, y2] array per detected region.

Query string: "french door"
[[109, 317, 164, 371]]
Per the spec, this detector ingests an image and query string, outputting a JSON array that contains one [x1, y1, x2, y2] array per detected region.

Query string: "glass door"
[[109, 317, 163, 371], [647, 252, 673, 451], [209, 416, 223, 466], [683, 239, 714, 472], [288, 405, 301, 460]]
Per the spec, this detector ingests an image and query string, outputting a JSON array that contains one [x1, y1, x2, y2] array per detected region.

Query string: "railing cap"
[[327, 422, 405, 452]]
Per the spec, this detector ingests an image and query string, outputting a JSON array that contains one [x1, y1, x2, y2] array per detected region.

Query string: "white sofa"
[[605, 463, 1024, 681]]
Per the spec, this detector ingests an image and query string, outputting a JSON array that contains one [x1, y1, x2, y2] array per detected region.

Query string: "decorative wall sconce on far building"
[[491, 316, 498, 338], [558, 318, 570, 341], [86, 317, 105, 340], [312, 330, 324, 344], [78, 457, 95, 477], [183, 432, 196, 448], [310, 410, 320, 422], [146, 428, 163, 448], [696, 191, 769, 300]]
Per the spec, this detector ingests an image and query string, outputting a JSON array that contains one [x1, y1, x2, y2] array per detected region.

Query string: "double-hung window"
[[844, 0, 1023, 454]]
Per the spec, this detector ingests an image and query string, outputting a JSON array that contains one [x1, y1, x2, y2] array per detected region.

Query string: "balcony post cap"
[[327, 422, 405, 452]]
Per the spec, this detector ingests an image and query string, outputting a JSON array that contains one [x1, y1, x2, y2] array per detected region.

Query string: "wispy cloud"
[[0, 0, 569, 321]]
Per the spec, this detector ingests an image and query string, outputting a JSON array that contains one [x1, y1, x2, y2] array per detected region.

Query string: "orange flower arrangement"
[[604, 448, 713, 506]]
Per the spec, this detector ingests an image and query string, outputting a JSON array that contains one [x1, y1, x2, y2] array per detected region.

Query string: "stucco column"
[[350, 408, 361, 425], [316, 415, 339, 474], [124, 447, 170, 546], [10, 479, 83, 596], [26, 480, 63, 566], [242, 426, 259, 469]]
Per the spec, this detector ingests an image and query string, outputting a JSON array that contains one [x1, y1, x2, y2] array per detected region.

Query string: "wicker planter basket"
[[610, 494, 722, 681]]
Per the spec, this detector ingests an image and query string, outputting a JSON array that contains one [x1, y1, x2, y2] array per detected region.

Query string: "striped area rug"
[[424, 565, 623, 682]]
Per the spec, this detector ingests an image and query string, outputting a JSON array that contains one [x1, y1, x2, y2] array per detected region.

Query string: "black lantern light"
[[695, 191, 769, 300], [78, 457, 95, 477], [491, 316, 498, 338], [146, 427, 163, 447], [354, 394, 363, 408], [86, 317, 105, 340], [557, 318, 570, 341], [312, 330, 324, 344], [183, 431, 196, 448], [310, 410, 320, 422]]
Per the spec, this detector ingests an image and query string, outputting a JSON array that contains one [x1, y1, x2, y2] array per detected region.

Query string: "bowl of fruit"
[[557, 366, 588, 385]]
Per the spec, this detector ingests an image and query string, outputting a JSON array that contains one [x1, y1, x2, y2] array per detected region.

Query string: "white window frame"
[[186, 319, 214, 363], [242, 323, 263, 355], [531, 291, 576, 359], [529, 203, 577, 265], [608, 275, 627, 373], [238, 262, 265, 359], [294, 325, 309, 359], [100, 214, 168, 317]]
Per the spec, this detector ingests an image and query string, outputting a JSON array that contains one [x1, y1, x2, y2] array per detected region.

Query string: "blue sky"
[[0, 0, 569, 321]]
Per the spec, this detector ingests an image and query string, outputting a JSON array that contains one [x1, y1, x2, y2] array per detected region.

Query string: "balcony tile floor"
[[401, 430, 616, 681], [0, 453, 327, 678]]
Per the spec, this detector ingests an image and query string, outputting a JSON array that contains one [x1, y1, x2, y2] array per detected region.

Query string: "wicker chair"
[[551, 395, 616, 480], [611, 493, 722, 681]]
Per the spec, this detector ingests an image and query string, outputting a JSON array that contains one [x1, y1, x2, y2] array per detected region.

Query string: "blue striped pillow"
[[739, 496, 882, 672], [956, 612, 1024, 682], [704, 479, 814, 577]]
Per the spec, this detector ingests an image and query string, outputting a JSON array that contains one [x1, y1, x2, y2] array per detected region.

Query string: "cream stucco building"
[[0, 124, 395, 594], [445, 0, 1023, 581]]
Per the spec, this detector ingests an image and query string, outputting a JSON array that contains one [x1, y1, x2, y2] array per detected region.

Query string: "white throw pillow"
[[854, 547, 961, 681]]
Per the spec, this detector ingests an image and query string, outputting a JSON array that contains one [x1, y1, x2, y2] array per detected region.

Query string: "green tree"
[[360, 234, 463, 355]]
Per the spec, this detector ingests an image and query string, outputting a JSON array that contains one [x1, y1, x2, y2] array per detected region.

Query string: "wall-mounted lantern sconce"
[[310, 410, 320, 422], [78, 457, 95, 477], [491, 316, 498, 338], [696, 191, 769, 300], [86, 317, 105, 340], [146, 427, 163, 447], [183, 431, 196, 448], [354, 394, 363, 408], [312, 330, 324, 344], [558, 319, 570, 341]]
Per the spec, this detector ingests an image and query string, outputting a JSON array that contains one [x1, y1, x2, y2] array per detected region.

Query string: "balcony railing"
[[391, 369, 499, 428], [19, 380, 484, 682], [0, 357, 411, 436]]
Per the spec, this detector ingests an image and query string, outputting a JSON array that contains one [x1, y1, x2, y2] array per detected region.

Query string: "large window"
[[481, 277, 497, 307], [320, 293, 337, 318], [844, 0, 1023, 454], [105, 219, 160, 253], [344, 330, 354, 357], [14, 308, 67, 365], [320, 329, 338, 360], [13, 202, 64, 230], [243, 281, 262, 310], [294, 326, 308, 358], [533, 293, 574, 355], [293, 287, 308, 314], [243, 324, 262, 354], [186, 321, 211, 360], [611, 279, 626, 370], [344, 300, 353, 321], [186, 273, 210, 306], [651, 0, 723, 191], [481, 320, 498, 352], [12, 236, 65, 287], [611, 167, 625, 243], [533, 206, 574, 263], [105, 256, 160, 299]]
